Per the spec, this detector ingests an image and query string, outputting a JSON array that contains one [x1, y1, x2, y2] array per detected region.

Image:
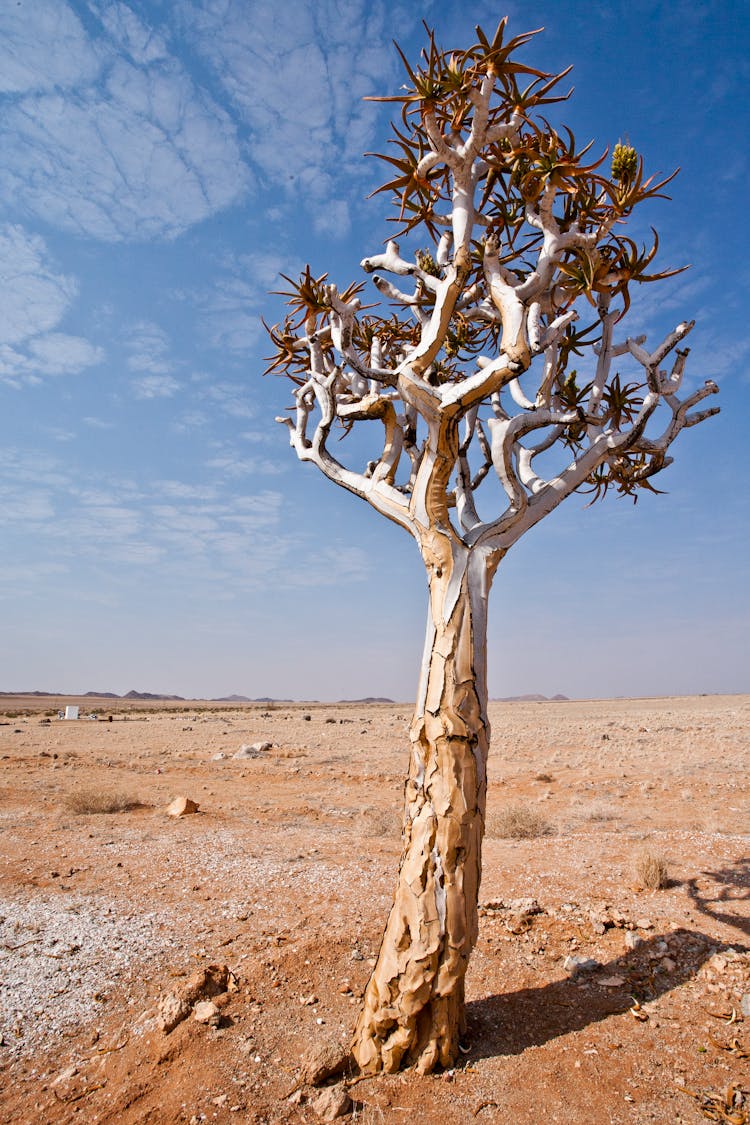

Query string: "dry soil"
[[0, 694, 748, 1124]]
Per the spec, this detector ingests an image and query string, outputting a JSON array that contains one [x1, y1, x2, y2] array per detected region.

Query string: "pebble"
[[636, 918, 653, 930], [233, 743, 272, 759], [741, 994, 750, 1018], [563, 955, 601, 976], [166, 796, 199, 818], [310, 1084, 352, 1121], [194, 1000, 221, 1026], [625, 931, 643, 951]]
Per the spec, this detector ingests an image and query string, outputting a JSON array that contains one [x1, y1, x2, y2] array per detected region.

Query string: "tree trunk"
[[351, 542, 498, 1074]]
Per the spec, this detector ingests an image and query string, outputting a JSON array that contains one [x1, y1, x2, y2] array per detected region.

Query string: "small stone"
[[635, 918, 653, 931], [310, 1084, 352, 1121], [194, 1000, 221, 1025], [234, 742, 272, 759], [158, 993, 191, 1033], [660, 957, 676, 973], [299, 1044, 350, 1087], [212, 753, 227, 761], [53, 1065, 78, 1087], [598, 975, 626, 987], [624, 931, 643, 951], [740, 994, 750, 1018], [564, 955, 600, 976], [166, 796, 199, 817], [212, 1094, 228, 1107]]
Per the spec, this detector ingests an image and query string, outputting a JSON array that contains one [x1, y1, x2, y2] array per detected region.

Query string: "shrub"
[[62, 789, 144, 815], [635, 849, 670, 890], [487, 804, 554, 840]]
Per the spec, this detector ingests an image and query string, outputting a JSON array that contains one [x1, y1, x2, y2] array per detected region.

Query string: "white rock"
[[166, 796, 199, 817], [233, 742, 272, 759], [310, 1084, 352, 1121], [624, 931, 643, 951], [563, 955, 600, 976], [194, 1000, 221, 1026]]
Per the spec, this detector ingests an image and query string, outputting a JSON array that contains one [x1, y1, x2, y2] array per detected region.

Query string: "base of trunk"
[[352, 976, 465, 1075], [351, 543, 494, 1075]]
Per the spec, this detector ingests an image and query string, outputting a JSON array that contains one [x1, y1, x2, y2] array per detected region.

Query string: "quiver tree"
[[265, 21, 719, 1075]]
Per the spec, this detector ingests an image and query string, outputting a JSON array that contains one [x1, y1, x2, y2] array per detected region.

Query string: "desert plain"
[[0, 692, 748, 1124]]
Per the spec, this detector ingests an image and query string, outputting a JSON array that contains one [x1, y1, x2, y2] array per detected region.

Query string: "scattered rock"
[[158, 992, 190, 1034], [564, 955, 601, 977], [158, 964, 238, 1032], [598, 975, 626, 988], [52, 1064, 79, 1087], [624, 931, 643, 951], [740, 994, 750, 1018], [166, 796, 199, 817], [299, 1043, 351, 1086], [194, 1000, 221, 1026], [233, 743, 272, 759], [310, 1084, 352, 1120], [212, 753, 227, 761], [635, 918, 653, 930], [660, 957, 676, 973]]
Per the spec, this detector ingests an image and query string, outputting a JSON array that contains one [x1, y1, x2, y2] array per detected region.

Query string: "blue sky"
[[0, 0, 747, 701]]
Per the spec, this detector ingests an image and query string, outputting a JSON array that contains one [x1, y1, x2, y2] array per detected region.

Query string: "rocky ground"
[[0, 694, 748, 1124]]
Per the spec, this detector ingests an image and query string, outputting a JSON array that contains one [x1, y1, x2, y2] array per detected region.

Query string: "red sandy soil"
[[0, 694, 748, 1124]]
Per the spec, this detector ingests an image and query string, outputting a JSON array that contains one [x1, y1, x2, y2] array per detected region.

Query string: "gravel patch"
[[0, 893, 183, 1059]]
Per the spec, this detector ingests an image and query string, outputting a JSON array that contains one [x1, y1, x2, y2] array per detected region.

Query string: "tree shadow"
[[465, 927, 741, 1061], [682, 856, 750, 940]]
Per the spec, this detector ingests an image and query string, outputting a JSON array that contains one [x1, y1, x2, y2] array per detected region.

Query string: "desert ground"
[[0, 693, 748, 1124]]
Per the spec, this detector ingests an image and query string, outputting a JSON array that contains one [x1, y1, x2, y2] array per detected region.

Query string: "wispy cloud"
[[0, 0, 101, 94], [0, 447, 367, 593], [132, 373, 182, 399], [0, 2, 251, 241], [0, 224, 103, 386], [182, 0, 395, 233]]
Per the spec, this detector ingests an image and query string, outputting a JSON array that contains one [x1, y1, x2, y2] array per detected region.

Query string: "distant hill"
[[123, 690, 185, 701], [339, 697, 394, 704], [493, 694, 570, 702]]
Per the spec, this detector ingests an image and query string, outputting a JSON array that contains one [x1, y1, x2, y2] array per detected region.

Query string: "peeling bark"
[[352, 543, 499, 1074], [268, 20, 720, 1082]]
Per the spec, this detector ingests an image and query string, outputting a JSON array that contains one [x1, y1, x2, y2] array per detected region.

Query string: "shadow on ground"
[[683, 856, 750, 940], [466, 926, 744, 1061]]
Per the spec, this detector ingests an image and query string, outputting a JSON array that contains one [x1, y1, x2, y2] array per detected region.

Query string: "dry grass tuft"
[[487, 804, 555, 840], [357, 805, 402, 839], [635, 848, 670, 890], [62, 789, 144, 815]]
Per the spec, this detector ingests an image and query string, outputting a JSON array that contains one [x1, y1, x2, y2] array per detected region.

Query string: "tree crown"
[[267, 21, 718, 551]]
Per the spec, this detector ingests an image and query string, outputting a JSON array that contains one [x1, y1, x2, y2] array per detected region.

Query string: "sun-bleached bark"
[[266, 20, 720, 1075], [352, 541, 499, 1074]]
